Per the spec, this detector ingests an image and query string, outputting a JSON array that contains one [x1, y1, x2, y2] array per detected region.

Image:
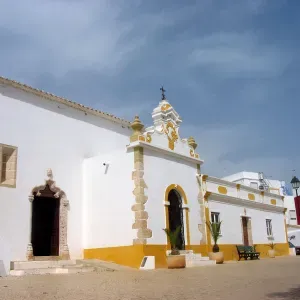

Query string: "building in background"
[[222, 172, 298, 227]]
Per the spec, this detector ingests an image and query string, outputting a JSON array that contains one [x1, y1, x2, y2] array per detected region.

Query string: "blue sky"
[[1, 0, 299, 186]]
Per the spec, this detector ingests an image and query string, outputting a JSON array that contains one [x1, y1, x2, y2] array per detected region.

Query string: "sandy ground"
[[1, 256, 300, 300]]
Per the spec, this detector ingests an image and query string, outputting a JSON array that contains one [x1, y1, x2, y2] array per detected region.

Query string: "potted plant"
[[206, 221, 224, 264], [268, 242, 276, 258], [163, 226, 186, 269]]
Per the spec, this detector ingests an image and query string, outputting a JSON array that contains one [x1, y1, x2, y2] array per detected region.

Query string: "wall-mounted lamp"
[[103, 162, 110, 174]]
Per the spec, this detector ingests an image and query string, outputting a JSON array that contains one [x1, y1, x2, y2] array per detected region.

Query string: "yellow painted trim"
[[202, 175, 208, 182], [270, 199, 277, 205], [284, 218, 289, 242], [204, 191, 211, 201], [189, 149, 194, 157], [216, 243, 289, 261], [164, 184, 190, 249], [248, 193, 255, 201], [185, 208, 191, 246], [218, 186, 227, 195], [84, 245, 144, 269], [205, 206, 211, 254], [164, 121, 178, 150], [146, 134, 152, 143], [164, 201, 171, 250], [165, 184, 188, 205], [84, 242, 290, 269], [161, 103, 172, 111]]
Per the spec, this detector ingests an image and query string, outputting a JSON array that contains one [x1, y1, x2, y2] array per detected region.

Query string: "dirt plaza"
[[1, 256, 300, 300]]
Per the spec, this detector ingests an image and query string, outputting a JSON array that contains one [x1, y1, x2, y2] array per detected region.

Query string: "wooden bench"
[[236, 245, 260, 261]]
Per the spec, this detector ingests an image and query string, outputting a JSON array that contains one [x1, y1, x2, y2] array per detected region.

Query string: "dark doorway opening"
[[31, 185, 60, 256], [168, 189, 185, 250], [242, 217, 249, 246]]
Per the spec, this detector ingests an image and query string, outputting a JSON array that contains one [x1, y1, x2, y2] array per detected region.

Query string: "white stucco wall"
[[208, 201, 286, 244], [83, 151, 134, 248], [143, 148, 202, 246], [284, 195, 297, 225], [223, 172, 287, 196], [0, 85, 131, 274]]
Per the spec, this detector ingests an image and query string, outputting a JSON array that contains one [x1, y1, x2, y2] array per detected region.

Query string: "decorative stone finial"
[[187, 136, 197, 150], [47, 168, 53, 180], [131, 115, 144, 133], [130, 116, 144, 142]]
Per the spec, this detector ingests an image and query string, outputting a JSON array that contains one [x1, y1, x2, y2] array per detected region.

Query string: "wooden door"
[[50, 199, 60, 256], [242, 217, 249, 246]]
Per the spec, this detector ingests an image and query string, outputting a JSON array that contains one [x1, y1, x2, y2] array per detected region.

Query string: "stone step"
[[11, 260, 77, 270], [185, 254, 216, 268], [9, 259, 132, 276], [186, 255, 210, 261], [186, 258, 216, 268], [32, 256, 65, 261], [10, 266, 96, 276], [166, 250, 195, 256]]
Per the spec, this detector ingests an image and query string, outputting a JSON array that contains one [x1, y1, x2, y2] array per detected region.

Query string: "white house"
[[223, 171, 298, 227], [222, 171, 288, 195], [0, 77, 289, 275]]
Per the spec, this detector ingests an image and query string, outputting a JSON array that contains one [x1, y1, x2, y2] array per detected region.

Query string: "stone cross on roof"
[[160, 86, 166, 100]]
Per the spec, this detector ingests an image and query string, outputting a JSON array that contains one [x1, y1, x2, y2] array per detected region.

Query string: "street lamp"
[[291, 176, 300, 196]]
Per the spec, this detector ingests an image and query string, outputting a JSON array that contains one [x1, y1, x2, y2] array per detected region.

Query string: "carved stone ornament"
[[27, 169, 70, 260], [164, 121, 179, 150]]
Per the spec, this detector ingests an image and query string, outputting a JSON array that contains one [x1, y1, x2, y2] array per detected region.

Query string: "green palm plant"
[[163, 226, 181, 255], [206, 221, 222, 253], [268, 242, 276, 250]]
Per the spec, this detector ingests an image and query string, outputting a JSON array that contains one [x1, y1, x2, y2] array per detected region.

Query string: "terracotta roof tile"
[[0, 76, 131, 126]]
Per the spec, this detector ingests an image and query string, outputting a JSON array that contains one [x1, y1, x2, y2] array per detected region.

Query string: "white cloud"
[[189, 32, 289, 78], [0, 0, 164, 78], [180, 122, 296, 183]]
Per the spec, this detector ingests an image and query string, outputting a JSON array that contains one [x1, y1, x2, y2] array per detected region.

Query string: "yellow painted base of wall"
[[84, 245, 145, 269], [84, 242, 290, 269], [210, 243, 289, 261]]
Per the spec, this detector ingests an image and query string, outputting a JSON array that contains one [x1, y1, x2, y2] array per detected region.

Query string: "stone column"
[[26, 195, 34, 260], [60, 197, 70, 259], [130, 116, 152, 244], [196, 164, 207, 245]]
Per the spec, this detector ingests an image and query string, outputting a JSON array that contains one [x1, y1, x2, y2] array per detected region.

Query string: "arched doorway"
[[26, 169, 70, 260], [167, 189, 185, 250], [32, 184, 60, 256]]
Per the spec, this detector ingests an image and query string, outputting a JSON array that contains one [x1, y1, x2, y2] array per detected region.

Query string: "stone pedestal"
[[26, 243, 34, 261], [26, 195, 34, 260], [61, 244, 70, 260]]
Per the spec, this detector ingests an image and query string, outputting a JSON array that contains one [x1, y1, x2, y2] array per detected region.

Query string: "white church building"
[[0, 76, 289, 274]]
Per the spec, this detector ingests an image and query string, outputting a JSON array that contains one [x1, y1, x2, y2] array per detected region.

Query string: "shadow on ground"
[[268, 286, 300, 299]]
